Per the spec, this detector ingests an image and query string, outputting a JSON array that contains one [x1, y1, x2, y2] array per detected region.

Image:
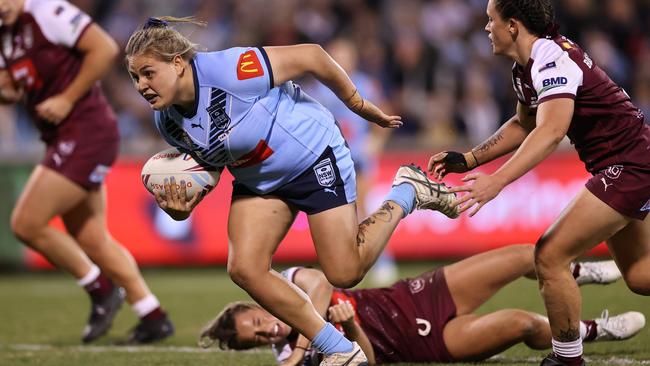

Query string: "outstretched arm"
[[451, 98, 573, 216], [429, 102, 536, 179], [263, 44, 401, 128]]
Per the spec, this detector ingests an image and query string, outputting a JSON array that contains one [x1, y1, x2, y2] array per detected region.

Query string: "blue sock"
[[384, 183, 416, 217], [312, 323, 353, 355]]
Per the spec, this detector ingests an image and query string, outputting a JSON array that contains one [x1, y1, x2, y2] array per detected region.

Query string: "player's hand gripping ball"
[[141, 148, 220, 199]]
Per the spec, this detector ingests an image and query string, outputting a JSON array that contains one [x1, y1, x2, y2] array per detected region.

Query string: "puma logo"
[[324, 188, 338, 196], [601, 177, 613, 192], [191, 123, 204, 130]]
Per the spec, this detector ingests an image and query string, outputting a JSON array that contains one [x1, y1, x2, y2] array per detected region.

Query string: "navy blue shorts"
[[232, 146, 356, 215]]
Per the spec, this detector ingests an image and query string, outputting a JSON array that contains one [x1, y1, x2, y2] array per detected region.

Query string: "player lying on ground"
[[200, 244, 645, 365]]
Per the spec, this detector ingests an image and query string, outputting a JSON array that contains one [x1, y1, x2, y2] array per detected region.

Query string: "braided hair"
[[494, 0, 555, 37]]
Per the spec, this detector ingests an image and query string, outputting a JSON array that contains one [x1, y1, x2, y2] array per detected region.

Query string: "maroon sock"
[[572, 263, 581, 279], [555, 353, 584, 366], [582, 320, 598, 342], [84, 272, 114, 302], [142, 307, 166, 321]]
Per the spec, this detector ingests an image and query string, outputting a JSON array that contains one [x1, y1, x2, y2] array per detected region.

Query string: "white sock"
[[132, 294, 160, 317], [552, 337, 583, 358], [579, 321, 587, 340], [76, 264, 100, 287]]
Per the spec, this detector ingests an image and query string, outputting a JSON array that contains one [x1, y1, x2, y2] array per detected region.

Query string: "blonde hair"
[[125, 16, 206, 62]]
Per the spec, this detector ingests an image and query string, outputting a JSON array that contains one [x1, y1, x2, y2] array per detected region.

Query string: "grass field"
[[1, 263, 649, 366]]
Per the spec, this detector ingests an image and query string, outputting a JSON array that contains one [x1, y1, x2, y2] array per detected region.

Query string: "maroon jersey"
[[511, 35, 647, 173], [334, 269, 456, 364], [0, 0, 117, 144]]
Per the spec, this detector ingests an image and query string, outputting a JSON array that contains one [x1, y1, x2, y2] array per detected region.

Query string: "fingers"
[[154, 191, 167, 209], [427, 153, 446, 173], [468, 202, 485, 217], [461, 173, 480, 182]]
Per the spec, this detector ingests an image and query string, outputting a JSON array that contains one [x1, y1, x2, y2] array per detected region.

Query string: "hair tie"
[[144, 17, 168, 29], [544, 23, 560, 38]]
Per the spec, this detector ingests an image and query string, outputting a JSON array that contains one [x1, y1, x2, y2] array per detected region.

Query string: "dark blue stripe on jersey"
[[257, 47, 274, 89]]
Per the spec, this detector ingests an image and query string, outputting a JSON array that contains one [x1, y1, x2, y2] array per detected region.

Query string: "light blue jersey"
[[154, 47, 347, 194]]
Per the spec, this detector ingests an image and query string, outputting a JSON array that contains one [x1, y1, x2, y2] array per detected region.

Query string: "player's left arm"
[[263, 45, 401, 129], [451, 98, 573, 216], [36, 24, 118, 124], [491, 98, 573, 186], [328, 300, 376, 365]]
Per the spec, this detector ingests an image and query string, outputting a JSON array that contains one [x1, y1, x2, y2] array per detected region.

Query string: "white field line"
[[3, 344, 650, 364], [1, 343, 265, 354], [490, 355, 650, 365]]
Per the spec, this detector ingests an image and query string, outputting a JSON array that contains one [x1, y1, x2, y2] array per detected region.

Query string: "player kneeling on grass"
[[199, 245, 644, 365]]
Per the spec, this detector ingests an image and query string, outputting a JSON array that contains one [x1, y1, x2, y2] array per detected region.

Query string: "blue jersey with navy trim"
[[154, 47, 344, 193]]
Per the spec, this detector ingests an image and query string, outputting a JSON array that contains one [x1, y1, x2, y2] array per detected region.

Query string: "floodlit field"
[[1, 263, 649, 366]]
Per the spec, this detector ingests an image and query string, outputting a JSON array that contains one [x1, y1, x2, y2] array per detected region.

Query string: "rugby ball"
[[141, 148, 220, 198]]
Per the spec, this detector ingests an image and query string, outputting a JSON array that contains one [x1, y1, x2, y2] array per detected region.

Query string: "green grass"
[[0, 263, 649, 366]]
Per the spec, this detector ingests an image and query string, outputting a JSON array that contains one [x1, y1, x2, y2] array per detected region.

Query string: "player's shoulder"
[[530, 38, 566, 71], [26, 0, 78, 21]]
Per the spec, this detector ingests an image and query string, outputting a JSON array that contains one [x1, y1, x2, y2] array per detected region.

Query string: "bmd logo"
[[542, 77, 568, 87]]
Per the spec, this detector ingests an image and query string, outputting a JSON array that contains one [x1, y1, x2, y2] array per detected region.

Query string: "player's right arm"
[[328, 301, 376, 365], [428, 102, 536, 179], [263, 44, 401, 129], [0, 69, 23, 104]]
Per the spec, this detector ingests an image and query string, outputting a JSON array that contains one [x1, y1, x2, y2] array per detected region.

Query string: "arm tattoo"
[[475, 131, 504, 153], [356, 202, 394, 246], [557, 325, 580, 342]]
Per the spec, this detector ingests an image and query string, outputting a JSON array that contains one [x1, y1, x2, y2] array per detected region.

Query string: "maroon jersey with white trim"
[[512, 35, 646, 173], [0, 0, 117, 143]]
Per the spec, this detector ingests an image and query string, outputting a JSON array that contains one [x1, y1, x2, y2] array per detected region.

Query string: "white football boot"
[[319, 342, 368, 366], [593, 309, 646, 341], [392, 164, 460, 218], [571, 260, 622, 285]]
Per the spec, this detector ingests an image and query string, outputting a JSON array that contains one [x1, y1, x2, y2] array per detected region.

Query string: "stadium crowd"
[[1, 0, 649, 158]]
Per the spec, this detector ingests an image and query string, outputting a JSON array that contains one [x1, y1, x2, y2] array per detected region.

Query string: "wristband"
[[463, 151, 479, 169]]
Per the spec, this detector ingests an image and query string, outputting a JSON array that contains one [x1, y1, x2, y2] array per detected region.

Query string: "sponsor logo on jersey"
[[236, 50, 264, 80], [538, 61, 556, 72], [314, 158, 336, 187], [561, 41, 572, 50], [540, 76, 568, 93], [230, 139, 274, 168]]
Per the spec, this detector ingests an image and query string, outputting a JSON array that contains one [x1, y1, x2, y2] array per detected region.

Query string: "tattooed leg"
[[308, 201, 403, 288]]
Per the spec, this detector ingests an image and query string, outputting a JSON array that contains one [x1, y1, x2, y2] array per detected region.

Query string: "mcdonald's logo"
[[237, 50, 264, 80]]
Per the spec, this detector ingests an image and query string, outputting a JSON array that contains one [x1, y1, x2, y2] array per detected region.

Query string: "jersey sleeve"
[[29, 0, 92, 48], [280, 267, 304, 284], [195, 47, 273, 100], [532, 52, 583, 104]]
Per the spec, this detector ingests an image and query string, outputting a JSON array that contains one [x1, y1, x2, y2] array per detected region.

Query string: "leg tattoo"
[[356, 202, 395, 246]]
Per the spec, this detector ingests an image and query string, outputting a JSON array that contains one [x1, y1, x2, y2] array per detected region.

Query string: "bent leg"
[[535, 188, 628, 341], [607, 213, 650, 295], [62, 185, 151, 303], [443, 309, 550, 361], [10, 165, 93, 278], [228, 195, 326, 339], [309, 201, 403, 288], [444, 244, 535, 315]]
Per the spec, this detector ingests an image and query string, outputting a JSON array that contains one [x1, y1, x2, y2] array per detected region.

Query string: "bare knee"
[[323, 268, 365, 289], [227, 260, 267, 289], [508, 310, 548, 349], [10, 209, 40, 245], [534, 236, 572, 280], [623, 272, 650, 295]]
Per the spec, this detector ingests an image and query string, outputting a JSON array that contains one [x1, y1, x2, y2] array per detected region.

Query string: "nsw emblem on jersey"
[[206, 104, 230, 130], [237, 50, 264, 80], [314, 158, 336, 187]]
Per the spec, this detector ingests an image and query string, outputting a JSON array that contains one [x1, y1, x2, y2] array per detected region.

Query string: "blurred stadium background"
[[1, 1, 650, 365]]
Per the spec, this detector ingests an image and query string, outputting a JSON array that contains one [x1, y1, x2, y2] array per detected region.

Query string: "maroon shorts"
[[585, 164, 650, 220], [41, 120, 119, 191], [344, 268, 456, 364]]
